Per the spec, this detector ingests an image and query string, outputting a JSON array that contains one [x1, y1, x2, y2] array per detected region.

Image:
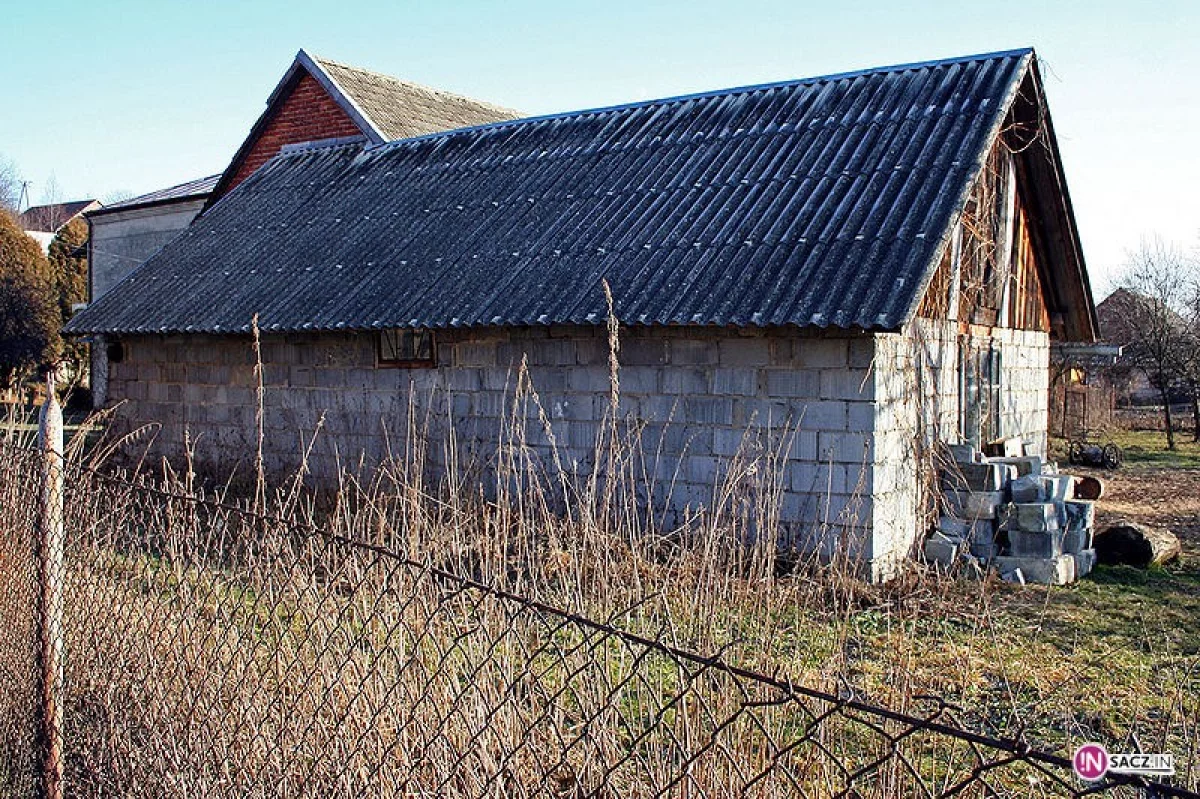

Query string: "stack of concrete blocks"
[[925, 444, 1098, 584]]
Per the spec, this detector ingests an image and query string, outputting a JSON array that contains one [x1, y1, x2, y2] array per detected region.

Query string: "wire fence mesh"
[[0, 436, 1194, 798]]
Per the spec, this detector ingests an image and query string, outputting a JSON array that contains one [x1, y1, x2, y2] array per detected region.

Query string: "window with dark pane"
[[378, 329, 435, 367], [959, 339, 1002, 449]]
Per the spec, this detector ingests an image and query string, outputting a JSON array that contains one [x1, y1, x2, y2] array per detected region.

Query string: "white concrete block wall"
[[104, 326, 882, 568], [100, 319, 1050, 581], [865, 318, 1051, 578]]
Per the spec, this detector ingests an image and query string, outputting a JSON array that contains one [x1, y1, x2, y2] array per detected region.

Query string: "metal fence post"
[[37, 374, 64, 799]]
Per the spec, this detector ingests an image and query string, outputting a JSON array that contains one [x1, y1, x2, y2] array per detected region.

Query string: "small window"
[[960, 340, 1002, 449], [107, 341, 125, 364], [377, 329, 435, 367]]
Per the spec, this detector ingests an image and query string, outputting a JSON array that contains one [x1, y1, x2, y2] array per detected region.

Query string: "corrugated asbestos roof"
[[312, 56, 523, 141], [89, 175, 220, 214], [68, 49, 1034, 336]]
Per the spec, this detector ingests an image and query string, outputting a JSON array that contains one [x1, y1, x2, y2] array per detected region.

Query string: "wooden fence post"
[[37, 374, 64, 799]]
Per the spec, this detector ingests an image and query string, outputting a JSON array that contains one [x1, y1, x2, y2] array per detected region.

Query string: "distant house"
[[19, 199, 102, 253], [67, 48, 1098, 580], [85, 48, 520, 404], [1096, 288, 1185, 407]]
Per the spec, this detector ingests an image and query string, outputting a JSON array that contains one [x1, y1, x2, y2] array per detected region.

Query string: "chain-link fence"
[[0, 431, 1194, 798]]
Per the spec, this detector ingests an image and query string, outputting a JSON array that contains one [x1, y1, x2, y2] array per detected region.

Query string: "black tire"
[[1102, 443, 1122, 469]]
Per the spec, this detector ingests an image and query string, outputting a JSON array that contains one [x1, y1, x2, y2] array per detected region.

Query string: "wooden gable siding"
[[221, 72, 364, 198], [1010, 200, 1051, 332], [917, 143, 1049, 333]]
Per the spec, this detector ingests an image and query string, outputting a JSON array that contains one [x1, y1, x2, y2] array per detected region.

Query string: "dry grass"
[[0, 372, 1197, 794]]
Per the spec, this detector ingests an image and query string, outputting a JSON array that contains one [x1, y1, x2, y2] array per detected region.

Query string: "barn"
[[66, 48, 1097, 580]]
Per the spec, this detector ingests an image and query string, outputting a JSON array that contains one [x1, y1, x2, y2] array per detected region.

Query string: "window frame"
[[376, 328, 436, 368]]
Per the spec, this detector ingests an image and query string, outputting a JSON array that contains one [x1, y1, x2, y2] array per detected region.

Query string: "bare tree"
[[102, 189, 135, 205], [1183, 259, 1200, 442], [37, 174, 65, 228], [1111, 238, 1198, 450], [0, 156, 21, 213]]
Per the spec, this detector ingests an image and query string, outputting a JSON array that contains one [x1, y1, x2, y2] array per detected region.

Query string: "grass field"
[[1107, 428, 1200, 469]]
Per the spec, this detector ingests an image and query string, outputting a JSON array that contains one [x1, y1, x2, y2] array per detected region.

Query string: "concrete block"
[[967, 520, 998, 560], [924, 532, 963, 567], [635, 394, 680, 420], [1062, 526, 1092, 555], [1064, 500, 1096, 531], [819, 369, 873, 401], [793, 338, 848, 368], [969, 539, 999, 561], [819, 431, 870, 464], [788, 430, 819, 461], [1000, 566, 1026, 585], [990, 455, 1043, 477], [618, 338, 667, 366], [788, 462, 823, 493], [444, 368, 482, 392], [1072, 548, 1097, 578], [1040, 475, 1074, 504], [670, 339, 718, 366], [938, 516, 970, 537], [567, 369, 611, 393], [1008, 529, 1064, 559], [948, 443, 978, 464], [714, 368, 759, 396], [765, 369, 819, 398], [789, 400, 844, 431], [454, 343, 497, 367], [942, 462, 1008, 493], [713, 428, 749, 457], [1010, 475, 1043, 503], [618, 367, 659, 395], [993, 555, 1075, 585], [970, 519, 996, 543], [660, 368, 708, 395], [683, 397, 734, 425], [1014, 502, 1059, 533], [718, 338, 771, 367], [946, 490, 1006, 520], [847, 337, 875, 369], [846, 402, 875, 433]]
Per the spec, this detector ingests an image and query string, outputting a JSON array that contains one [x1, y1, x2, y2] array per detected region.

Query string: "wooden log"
[[1094, 522, 1181, 568]]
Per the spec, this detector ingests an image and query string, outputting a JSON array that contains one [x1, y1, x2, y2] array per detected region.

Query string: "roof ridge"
[[308, 53, 521, 116], [365, 47, 1035, 157]]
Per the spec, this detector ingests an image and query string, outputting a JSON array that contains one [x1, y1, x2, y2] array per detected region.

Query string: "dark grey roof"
[[20, 199, 101, 232], [68, 49, 1038, 336], [312, 56, 522, 142], [89, 175, 220, 215]]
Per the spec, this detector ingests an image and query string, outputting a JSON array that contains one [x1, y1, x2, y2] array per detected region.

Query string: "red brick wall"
[[222, 72, 364, 195]]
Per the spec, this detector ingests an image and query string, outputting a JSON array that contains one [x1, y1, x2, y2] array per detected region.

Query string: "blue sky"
[[2, 0, 1196, 293]]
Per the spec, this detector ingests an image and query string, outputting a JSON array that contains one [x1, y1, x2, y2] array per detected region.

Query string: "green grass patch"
[[1103, 428, 1200, 469]]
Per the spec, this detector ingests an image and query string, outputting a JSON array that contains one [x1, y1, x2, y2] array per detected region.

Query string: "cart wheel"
[[1102, 443, 1122, 469]]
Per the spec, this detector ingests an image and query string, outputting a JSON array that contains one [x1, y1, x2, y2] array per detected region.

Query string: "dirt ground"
[[1082, 465, 1200, 558]]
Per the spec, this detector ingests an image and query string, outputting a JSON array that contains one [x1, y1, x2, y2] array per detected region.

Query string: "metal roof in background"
[[68, 49, 1036, 336], [88, 175, 221, 215]]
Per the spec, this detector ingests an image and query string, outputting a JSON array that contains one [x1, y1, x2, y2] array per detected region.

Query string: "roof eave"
[[897, 50, 1036, 330], [298, 50, 387, 145], [1021, 60, 1098, 342]]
